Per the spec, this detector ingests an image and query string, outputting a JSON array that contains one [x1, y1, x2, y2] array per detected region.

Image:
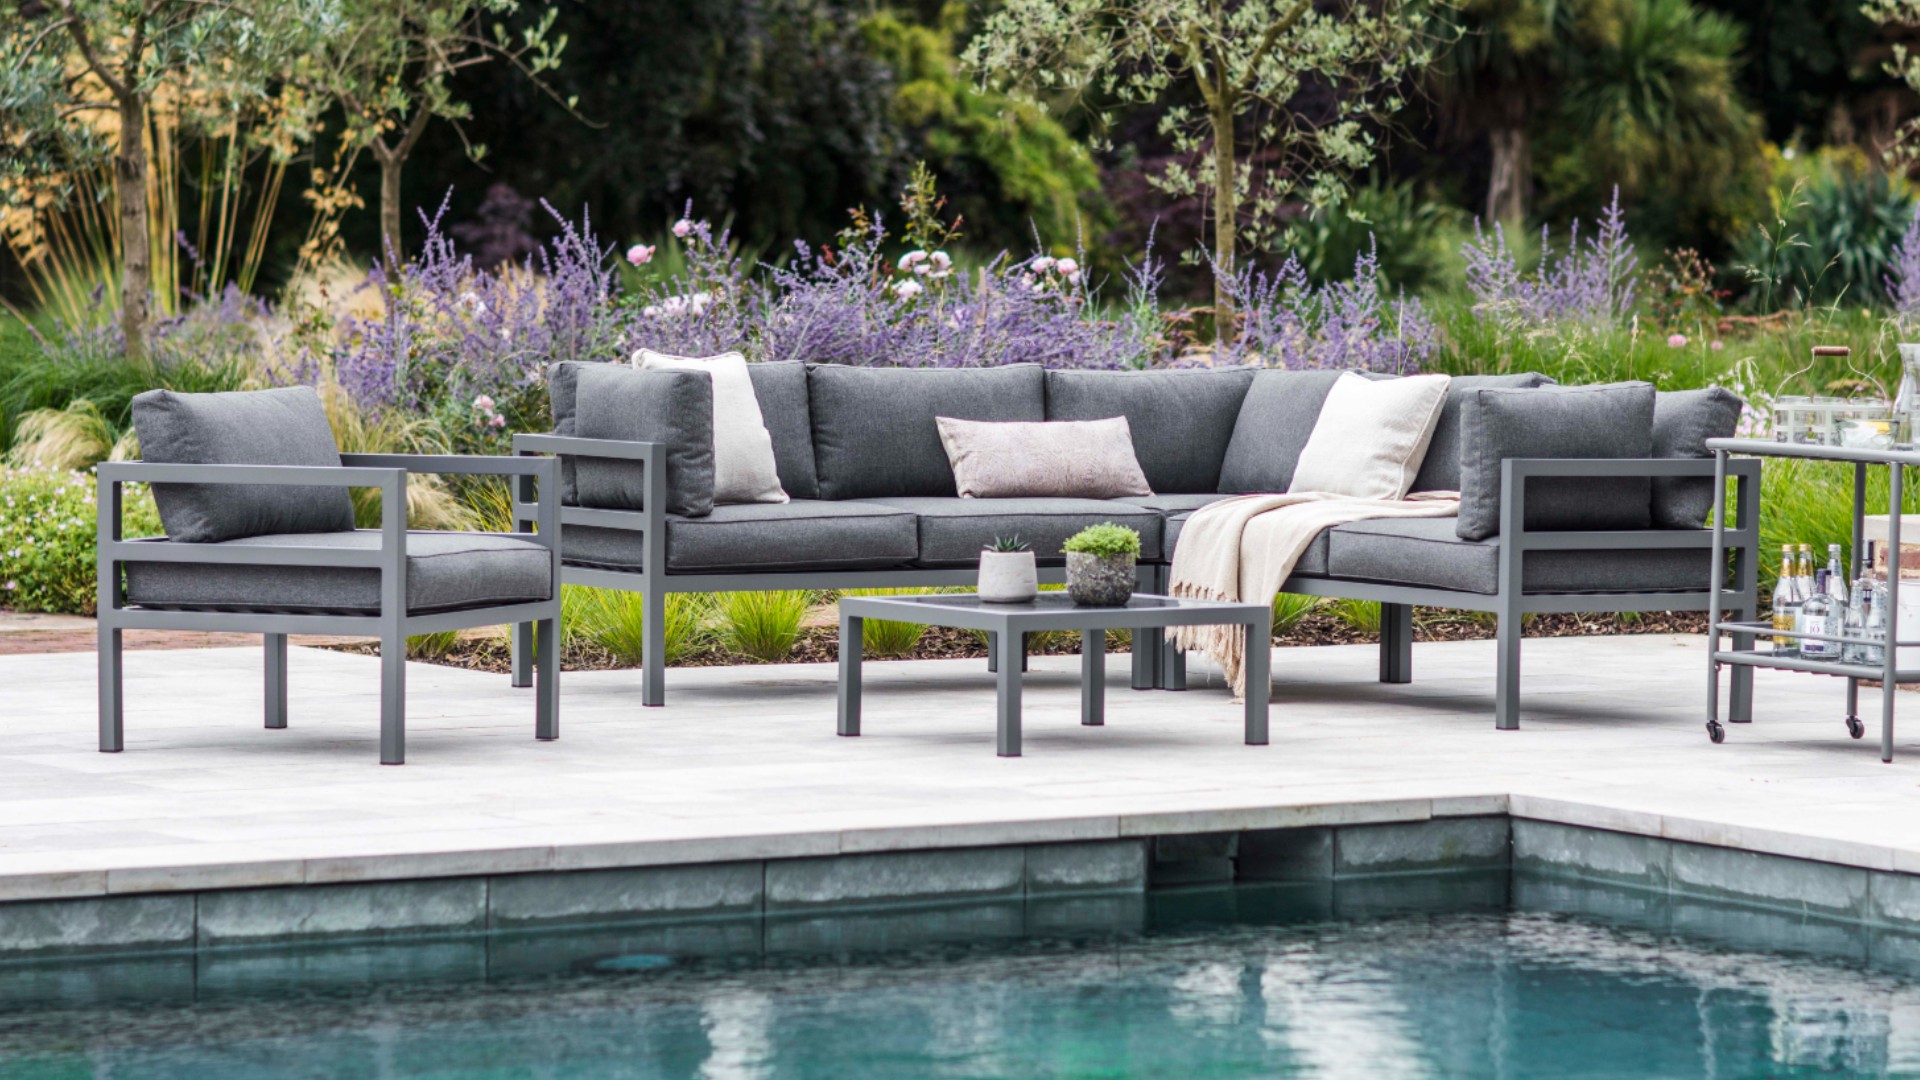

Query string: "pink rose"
[[626, 244, 654, 266], [672, 219, 693, 238], [1667, 333, 1687, 348], [489, 414, 507, 428], [1710, 340, 1725, 351], [472, 394, 496, 412]]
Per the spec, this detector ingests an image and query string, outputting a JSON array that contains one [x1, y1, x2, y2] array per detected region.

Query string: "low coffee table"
[[834, 592, 1272, 757]]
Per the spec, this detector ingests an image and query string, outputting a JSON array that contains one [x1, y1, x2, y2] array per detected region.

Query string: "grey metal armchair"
[[96, 453, 562, 764]]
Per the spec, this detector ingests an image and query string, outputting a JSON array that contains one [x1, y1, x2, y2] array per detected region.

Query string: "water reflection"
[[1, 873, 1919, 1078]]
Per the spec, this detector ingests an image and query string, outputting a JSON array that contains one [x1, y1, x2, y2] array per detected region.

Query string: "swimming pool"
[[4, 874, 1918, 1078]]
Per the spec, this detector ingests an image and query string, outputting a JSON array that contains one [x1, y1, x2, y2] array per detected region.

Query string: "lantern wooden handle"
[[1812, 346, 1850, 357]]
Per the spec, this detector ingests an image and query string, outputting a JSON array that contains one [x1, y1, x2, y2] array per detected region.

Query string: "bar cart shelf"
[[1706, 438, 1918, 761]]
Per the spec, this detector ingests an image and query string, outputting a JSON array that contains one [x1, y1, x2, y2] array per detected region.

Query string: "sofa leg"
[[265, 633, 288, 729], [1728, 623, 1755, 723], [1380, 603, 1413, 684], [1131, 631, 1159, 690], [1160, 637, 1187, 690], [98, 625, 123, 753], [1494, 609, 1521, 731], [535, 617, 559, 741], [380, 628, 406, 765], [642, 588, 666, 707], [510, 621, 535, 689]]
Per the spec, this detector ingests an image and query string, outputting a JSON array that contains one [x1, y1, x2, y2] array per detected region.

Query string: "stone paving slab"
[[1, 633, 1917, 903]]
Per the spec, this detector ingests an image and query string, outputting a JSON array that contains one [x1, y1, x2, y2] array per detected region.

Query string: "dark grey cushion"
[[130, 386, 355, 544], [1410, 373, 1557, 493], [1327, 516, 1712, 595], [1163, 511, 1330, 575], [1115, 492, 1232, 514], [547, 360, 588, 504], [1652, 387, 1743, 529], [124, 531, 551, 614], [1046, 367, 1255, 494], [562, 499, 918, 573], [1216, 370, 1345, 494], [808, 364, 1045, 500], [1456, 382, 1656, 541], [573, 364, 716, 518], [863, 496, 1164, 567], [747, 361, 819, 500]]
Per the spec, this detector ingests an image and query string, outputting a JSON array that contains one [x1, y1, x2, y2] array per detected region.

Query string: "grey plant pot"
[[978, 549, 1039, 603], [1066, 551, 1136, 607]]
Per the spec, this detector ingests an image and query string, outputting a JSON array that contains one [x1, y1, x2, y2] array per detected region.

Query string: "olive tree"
[[964, 0, 1437, 336], [1866, 0, 1920, 168]]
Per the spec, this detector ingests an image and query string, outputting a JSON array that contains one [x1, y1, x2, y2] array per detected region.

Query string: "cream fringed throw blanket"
[[1170, 491, 1462, 697]]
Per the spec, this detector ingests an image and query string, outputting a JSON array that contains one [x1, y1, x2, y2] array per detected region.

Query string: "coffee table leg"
[[1244, 613, 1270, 745], [996, 627, 1023, 756], [838, 614, 863, 737], [1081, 629, 1105, 726]]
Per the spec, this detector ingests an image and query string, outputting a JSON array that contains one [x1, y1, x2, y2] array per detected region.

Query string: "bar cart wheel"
[[1707, 719, 1726, 744], [1847, 716, 1866, 739]]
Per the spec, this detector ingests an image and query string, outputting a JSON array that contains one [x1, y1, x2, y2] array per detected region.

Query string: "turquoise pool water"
[[4, 875, 1920, 1078]]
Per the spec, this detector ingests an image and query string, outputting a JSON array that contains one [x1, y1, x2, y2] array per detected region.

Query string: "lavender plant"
[[1213, 240, 1435, 372], [1886, 205, 1920, 328], [1462, 188, 1638, 331]]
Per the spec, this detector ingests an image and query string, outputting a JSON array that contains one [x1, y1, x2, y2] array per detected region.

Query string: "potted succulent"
[[978, 535, 1038, 603], [1062, 523, 1140, 607]]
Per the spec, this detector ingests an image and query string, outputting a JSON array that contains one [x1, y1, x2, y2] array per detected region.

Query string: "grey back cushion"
[[130, 386, 355, 544], [1456, 382, 1656, 541], [1216, 369, 1346, 493], [548, 360, 590, 504], [573, 364, 716, 517], [747, 361, 819, 500], [1046, 367, 1255, 493], [1652, 386, 1743, 528], [808, 363, 1045, 500], [1411, 372, 1557, 492]]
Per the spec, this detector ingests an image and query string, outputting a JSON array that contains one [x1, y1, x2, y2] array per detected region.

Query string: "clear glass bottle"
[[1797, 544, 1817, 601], [1773, 545, 1803, 656], [1845, 541, 1874, 664], [1897, 343, 1920, 444], [1865, 575, 1890, 666], [1799, 569, 1838, 659], [1827, 543, 1849, 607]]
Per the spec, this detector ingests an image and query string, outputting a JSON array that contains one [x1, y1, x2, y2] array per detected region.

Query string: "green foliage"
[[839, 588, 930, 658], [1755, 457, 1920, 589], [0, 342, 254, 458], [1286, 179, 1471, 292], [1272, 593, 1323, 636], [1328, 598, 1382, 636], [0, 468, 159, 615], [1062, 523, 1141, 558], [566, 586, 712, 666], [6, 400, 135, 472], [715, 590, 815, 662], [1734, 150, 1916, 311], [988, 535, 1032, 553], [406, 630, 465, 659]]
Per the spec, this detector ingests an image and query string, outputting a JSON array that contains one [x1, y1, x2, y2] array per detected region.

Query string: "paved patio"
[[2, 633, 1918, 902]]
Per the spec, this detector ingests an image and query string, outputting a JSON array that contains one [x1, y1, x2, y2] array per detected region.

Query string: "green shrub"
[[406, 630, 464, 660], [568, 586, 712, 667], [0, 467, 160, 615], [1328, 597, 1382, 635], [1272, 593, 1322, 635], [1286, 179, 1471, 294], [715, 590, 815, 662], [838, 587, 932, 657], [1062, 523, 1141, 558]]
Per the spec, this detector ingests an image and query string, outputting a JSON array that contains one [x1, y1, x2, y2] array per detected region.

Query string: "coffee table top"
[[834, 592, 1268, 633]]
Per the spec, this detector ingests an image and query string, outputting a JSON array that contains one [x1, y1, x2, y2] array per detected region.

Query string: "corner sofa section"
[[513, 362, 1760, 728]]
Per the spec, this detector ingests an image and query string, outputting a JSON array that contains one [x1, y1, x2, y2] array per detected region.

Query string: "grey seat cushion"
[[573, 364, 716, 517], [1163, 511, 1330, 575], [1410, 372, 1557, 493], [1046, 367, 1255, 493], [124, 531, 552, 614], [864, 496, 1164, 567], [809, 364, 1045, 500], [562, 500, 919, 573], [130, 386, 355, 544], [747, 361, 819, 500], [1216, 369, 1345, 494], [1457, 382, 1656, 541], [1115, 492, 1233, 514], [1652, 387, 1743, 528], [1326, 516, 1710, 595]]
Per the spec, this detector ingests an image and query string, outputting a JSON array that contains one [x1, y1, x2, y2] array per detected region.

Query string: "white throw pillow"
[[1288, 372, 1452, 500], [936, 416, 1153, 498], [633, 348, 787, 505]]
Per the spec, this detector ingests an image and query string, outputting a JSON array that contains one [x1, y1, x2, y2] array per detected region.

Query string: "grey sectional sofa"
[[511, 362, 1761, 729]]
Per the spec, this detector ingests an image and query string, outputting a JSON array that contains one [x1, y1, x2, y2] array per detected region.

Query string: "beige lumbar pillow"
[[633, 348, 786, 505], [1288, 372, 1452, 500], [936, 416, 1152, 499]]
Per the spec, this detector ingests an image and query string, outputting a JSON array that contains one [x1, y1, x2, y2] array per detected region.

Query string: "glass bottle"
[[1797, 544, 1817, 602], [1845, 542, 1874, 664], [1865, 575, 1889, 667], [1827, 544, 1849, 607], [1897, 343, 1920, 444], [1799, 570, 1838, 659], [1773, 545, 1803, 656]]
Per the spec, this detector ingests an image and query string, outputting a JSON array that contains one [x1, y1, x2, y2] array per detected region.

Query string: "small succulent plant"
[[986, 535, 1032, 553], [1062, 523, 1141, 558]]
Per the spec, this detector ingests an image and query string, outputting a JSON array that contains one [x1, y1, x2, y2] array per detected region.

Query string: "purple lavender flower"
[[1214, 239, 1433, 373], [1463, 187, 1637, 330], [1886, 205, 1920, 323]]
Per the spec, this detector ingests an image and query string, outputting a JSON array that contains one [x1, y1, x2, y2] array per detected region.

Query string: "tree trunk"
[[1210, 103, 1239, 347], [116, 94, 151, 363], [1486, 125, 1532, 226], [378, 149, 404, 265]]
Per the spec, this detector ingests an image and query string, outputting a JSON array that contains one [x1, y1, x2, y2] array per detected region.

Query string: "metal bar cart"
[[1705, 437, 1916, 762]]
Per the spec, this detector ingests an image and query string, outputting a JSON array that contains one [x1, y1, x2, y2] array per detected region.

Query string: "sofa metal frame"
[[512, 434, 1761, 729], [97, 453, 563, 764]]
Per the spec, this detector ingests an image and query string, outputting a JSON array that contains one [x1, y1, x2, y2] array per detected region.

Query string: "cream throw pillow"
[[936, 416, 1153, 498], [633, 349, 787, 505], [1288, 372, 1452, 500]]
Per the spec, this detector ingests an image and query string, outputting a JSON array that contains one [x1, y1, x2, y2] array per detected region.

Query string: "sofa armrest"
[[511, 432, 660, 462]]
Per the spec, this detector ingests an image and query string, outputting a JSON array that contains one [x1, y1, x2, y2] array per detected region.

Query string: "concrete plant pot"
[[1066, 551, 1135, 607], [978, 549, 1038, 603]]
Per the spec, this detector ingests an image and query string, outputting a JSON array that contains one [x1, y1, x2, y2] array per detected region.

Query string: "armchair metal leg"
[[642, 587, 665, 707], [1728, 621, 1755, 724], [1494, 607, 1522, 731], [1380, 603, 1413, 684], [534, 617, 559, 741], [510, 621, 535, 689], [380, 629, 406, 765], [265, 633, 288, 729], [98, 625, 123, 753]]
